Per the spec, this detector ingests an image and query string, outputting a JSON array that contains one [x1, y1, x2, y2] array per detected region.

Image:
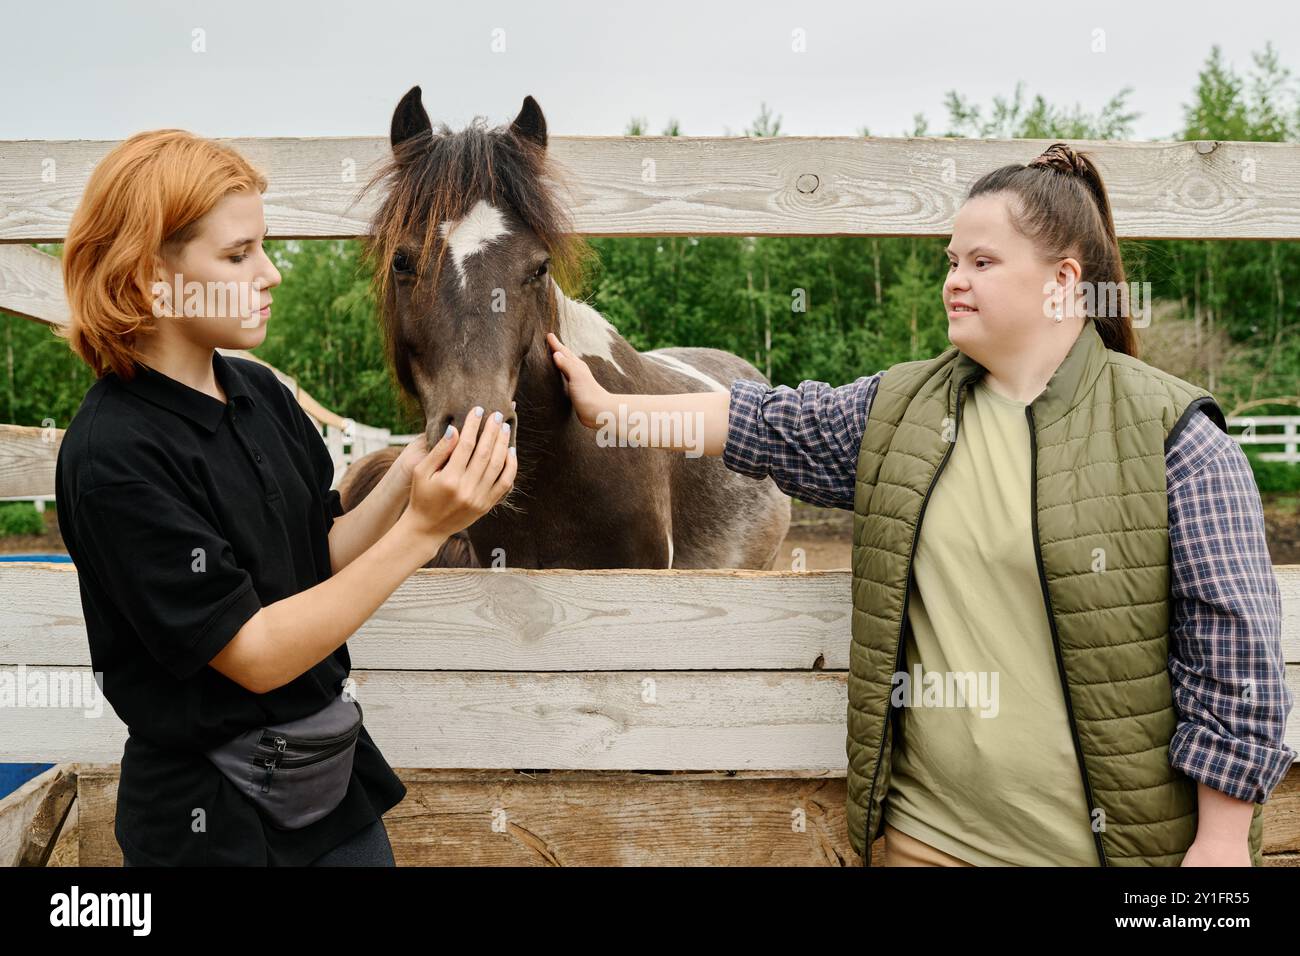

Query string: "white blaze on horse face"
[[438, 199, 510, 290], [644, 351, 728, 392], [554, 278, 627, 376]]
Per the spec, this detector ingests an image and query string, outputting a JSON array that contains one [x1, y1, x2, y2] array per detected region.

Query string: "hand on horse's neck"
[[515, 284, 636, 441], [514, 330, 584, 443]]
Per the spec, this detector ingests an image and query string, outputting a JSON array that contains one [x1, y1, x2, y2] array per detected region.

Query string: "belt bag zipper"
[[258, 701, 363, 793]]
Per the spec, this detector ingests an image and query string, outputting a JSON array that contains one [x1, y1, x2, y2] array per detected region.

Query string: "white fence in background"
[[1227, 415, 1300, 465], [317, 420, 395, 488]]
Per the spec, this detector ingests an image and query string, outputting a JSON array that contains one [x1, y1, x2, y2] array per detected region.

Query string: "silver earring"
[[1054, 302, 1064, 323]]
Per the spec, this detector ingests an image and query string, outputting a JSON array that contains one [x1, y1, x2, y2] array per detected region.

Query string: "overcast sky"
[[3, 0, 1296, 140]]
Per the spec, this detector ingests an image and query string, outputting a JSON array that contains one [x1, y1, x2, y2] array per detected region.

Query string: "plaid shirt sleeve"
[[722, 373, 882, 511], [1166, 409, 1297, 804]]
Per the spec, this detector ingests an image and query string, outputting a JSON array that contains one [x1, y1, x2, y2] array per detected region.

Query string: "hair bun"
[[1028, 143, 1088, 177]]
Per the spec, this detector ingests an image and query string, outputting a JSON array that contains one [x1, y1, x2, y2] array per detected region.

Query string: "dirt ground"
[[6, 495, 1300, 569], [0, 507, 65, 557], [1260, 495, 1300, 566]]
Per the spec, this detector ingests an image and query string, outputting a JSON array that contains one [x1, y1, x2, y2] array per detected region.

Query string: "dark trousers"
[[122, 818, 395, 867]]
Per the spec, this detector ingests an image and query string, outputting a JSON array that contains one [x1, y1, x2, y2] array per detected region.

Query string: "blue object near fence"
[[0, 764, 56, 800]]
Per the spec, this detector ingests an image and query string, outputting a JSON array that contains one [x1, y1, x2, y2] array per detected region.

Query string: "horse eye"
[[392, 251, 414, 275], [529, 259, 550, 281]]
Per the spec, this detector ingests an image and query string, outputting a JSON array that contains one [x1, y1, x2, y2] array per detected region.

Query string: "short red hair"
[[58, 129, 268, 380]]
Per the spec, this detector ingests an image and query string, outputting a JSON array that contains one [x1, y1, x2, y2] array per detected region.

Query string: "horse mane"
[[359, 116, 592, 374]]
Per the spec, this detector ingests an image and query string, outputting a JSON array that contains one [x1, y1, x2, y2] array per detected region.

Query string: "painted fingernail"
[[508, 446, 517, 457], [502, 423, 511, 435], [493, 411, 503, 423], [443, 424, 454, 440], [472, 406, 483, 417]]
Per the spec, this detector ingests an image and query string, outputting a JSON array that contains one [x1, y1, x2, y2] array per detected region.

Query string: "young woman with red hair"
[[55, 129, 516, 866]]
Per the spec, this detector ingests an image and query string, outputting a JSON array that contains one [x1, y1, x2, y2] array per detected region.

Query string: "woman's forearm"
[[1193, 781, 1255, 848], [326, 463, 410, 574], [595, 391, 732, 456], [240, 515, 444, 692]]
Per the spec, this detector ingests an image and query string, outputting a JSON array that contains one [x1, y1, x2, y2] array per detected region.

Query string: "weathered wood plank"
[[0, 564, 855, 671], [68, 764, 1300, 867], [0, 667, 850, 767], [3, 662, 1296, 769], [6, 562, 1300, 671], [45, 799, 78, 867], [0, 423, 61, 498], [0, 243, 68, 324], [72, 768, 119, 868], [13, 766, 75, 867], [3, 137, 1298, 243], [72, 766, 868, 866], [3, 562, 1296, 768]]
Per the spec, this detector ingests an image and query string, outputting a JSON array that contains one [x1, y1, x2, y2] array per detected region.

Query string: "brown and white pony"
[[340, 86, 789, 570]]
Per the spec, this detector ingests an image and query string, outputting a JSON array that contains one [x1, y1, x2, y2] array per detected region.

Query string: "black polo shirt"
[[55, 350, 406, 865]]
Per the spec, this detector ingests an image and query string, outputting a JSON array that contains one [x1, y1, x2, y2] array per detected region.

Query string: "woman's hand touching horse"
[[401, 406, 517, 550], [546, 332, 611, 429], [547, 331, 731, 456]]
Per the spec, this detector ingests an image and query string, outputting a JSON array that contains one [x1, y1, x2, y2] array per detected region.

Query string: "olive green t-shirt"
[[882, 376, 1099, 866]]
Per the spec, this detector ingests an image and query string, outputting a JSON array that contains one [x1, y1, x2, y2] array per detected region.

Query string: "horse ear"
[[510, 95, 547, 149], [391, 85, 433, 150]]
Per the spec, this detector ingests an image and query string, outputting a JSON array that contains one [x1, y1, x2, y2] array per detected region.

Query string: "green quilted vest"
[[848, 317, 1266, 866]]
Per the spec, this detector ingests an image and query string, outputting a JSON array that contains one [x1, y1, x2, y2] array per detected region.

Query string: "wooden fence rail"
[[4, 137, 1300, 243], [2, 562, 1297, 766]]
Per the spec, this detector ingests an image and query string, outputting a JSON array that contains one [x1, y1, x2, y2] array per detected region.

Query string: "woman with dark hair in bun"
[[548, 142, 1294, 867]]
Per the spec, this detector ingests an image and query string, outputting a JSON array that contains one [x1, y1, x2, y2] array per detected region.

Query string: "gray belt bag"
[[204, 693, 363, 831]]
